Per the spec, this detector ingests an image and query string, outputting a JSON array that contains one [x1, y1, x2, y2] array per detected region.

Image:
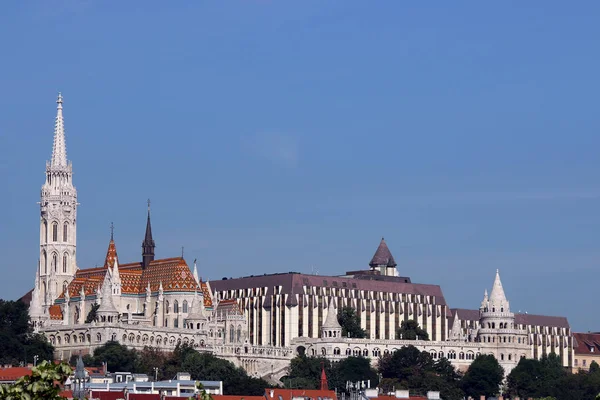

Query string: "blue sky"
[[1, 1, 599, 331]]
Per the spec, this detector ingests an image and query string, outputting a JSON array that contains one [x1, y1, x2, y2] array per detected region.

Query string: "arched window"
[[63, 253, 68, 273], [237, 326, 242, 342], [42, 251, 47, 274], [165, 301, 169, 314], [230, 325, 235, 342], [52, 222, 58, 242], [97, 333, 102, 342], [174, 300, 179, 313], [52, 253, 58, 272], [174, 318, 179, 328], [183, 300, 188, 313], [501, 354, 504, 361], [165, 318, 168, 327], [63, 223, 68, 242], [43, 221, 48, 243]]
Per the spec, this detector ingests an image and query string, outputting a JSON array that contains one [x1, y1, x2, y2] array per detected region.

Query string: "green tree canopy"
[[0, 300, 54, 365], [91, 340, 138, 372], [461, 354, 503, 398], [396, 319, 429, 341], [337, 306, 367, 338], [0, 360, 71, 400], [378, 345, 463, 400]]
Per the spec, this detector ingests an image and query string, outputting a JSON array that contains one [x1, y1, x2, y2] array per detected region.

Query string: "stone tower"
[[36, 93, 78, 316], [478, 270, 528, 373]]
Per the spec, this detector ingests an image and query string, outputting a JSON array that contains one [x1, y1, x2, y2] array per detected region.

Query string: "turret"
[[321, 297, 342, 339], [369, 238, 398, 276]]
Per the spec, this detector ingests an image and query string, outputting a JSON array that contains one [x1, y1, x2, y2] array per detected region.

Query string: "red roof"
[[89, 391, 126, 400], [0, 367, 32, 382], [266, 389, 337, 400], [52, 238, 213, 309], [574, 332, 600, 355], [370, 396, 427, 400], [213, 396, 264, 400]]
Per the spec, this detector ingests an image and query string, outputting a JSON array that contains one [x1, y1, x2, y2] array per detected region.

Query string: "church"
[[28, 95, 574, 380]]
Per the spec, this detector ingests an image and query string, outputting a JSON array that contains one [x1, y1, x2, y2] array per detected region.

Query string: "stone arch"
[[52, 252, 58, 272], [62, 253, 68, 273], [334, 347, 341, 355], [52, 221, 58, 242], [345, 348, 351, 355]]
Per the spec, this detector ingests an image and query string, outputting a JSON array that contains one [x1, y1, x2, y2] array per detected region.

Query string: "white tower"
[[36, 93, 78, 316]]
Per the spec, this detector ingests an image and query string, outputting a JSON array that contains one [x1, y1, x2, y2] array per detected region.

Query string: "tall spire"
[[103, 225, 119, 269], [51, 93, 67, 168], [142, 199, 155, 269], [488, 269, 510, 312], [320, 363, 328, 391], [193, 259, 200, 286]]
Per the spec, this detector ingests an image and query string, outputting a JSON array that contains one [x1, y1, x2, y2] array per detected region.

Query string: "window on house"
[[63, 223, 68, 242], [52, 222, 58, 242], [183, 300, 188, 313], [63, 254, 68, 273], [174, 300, 179, 313]]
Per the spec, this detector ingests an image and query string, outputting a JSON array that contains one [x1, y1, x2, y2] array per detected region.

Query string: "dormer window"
[[591, 346, 595, 353]]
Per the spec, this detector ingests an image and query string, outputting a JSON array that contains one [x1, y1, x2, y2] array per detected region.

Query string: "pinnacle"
[[50, 93, 67, 168]]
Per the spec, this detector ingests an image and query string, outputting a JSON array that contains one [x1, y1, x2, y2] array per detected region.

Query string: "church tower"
[[37, 93, 78, 315]]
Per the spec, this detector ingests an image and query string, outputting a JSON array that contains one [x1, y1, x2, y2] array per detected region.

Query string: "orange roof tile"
[[49, 304, 63, 320], [103, 239, 118, 269], [267, 389, 337, 400], [0, 367, 32, 382]]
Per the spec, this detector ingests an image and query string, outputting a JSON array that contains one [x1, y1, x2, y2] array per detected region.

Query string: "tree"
[[85, 303, 100, 323], [461, 354, 503, 398], [378, 346, 462, 400], [0, 360, 71, 400], [338, 307, 367, 338], [0, 300, 54, 365], [396, 319, 429, 341], [590, 361, 600, 374], [92, 340, 138, 372]]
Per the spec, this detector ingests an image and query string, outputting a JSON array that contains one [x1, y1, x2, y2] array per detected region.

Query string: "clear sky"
[[1, 1, 599, 332]]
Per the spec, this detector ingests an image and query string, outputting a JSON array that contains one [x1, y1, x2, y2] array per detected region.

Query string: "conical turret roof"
[[488, 270, 510, 311], [103, 230, 118, 269], [97, 272, 118, 315], [369, 238, 397, 267], [322, 297, 341, 329]]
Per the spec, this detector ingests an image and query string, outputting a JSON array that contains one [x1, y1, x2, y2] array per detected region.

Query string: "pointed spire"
[[142, 200, 155, 269], [51, 93, 68, 168], [489, 269, 509, 311], [103, 226, 119, 269], [193, 259, 200, 286], [320, 363, 328, 391], [369, 237, 397, 268], [323, 297, 342, 329], [97, 272, 118, 315], [112, 257, 121, 284]]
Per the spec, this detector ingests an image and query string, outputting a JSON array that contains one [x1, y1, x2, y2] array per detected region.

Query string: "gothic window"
[[237, 325, 242, 342], [501, 354, 504, 360], [230, 325, 235, 342], [63, 223, 68, 242], [165, 301, 169, 314], [174, 300, 179, 313], [44, 221, 48, 242], [52, 253, 58, 272], [42, 251, 47, 274], [97, 333, 102, 342], [174, 318, 179, 328], [63, 254, 68, 273], [182, 300, 188, 313], [165, 318, 168, 327], [52, 222, 58, 242]]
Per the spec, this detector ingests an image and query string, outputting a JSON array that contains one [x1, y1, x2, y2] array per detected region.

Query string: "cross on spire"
[[51, 92, 67, 168], [110, 222, 114, 241], [147, 198, 151, 212]]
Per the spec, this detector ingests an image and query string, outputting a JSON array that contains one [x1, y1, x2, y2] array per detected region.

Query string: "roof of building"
[[0, 367, 32, 382], [450, 308, 570, 329], [266, 389, 337, 400], [210, 272, 448, 308], [213, 396, 265, 400], [368, 395, 427, 400], [573, 332, 600, 355], [369, 238, 397, 267], [49, 304, 63, 320], [53, 238, 213, 309], [322, 298, 341, 330]]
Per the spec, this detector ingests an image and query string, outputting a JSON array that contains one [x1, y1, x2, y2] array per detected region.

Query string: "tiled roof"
[[515, 313, 570, 329], [370, 395, 427, 400], [89, 391, 127, 400], [216, 299, 242, 315], [213, 396, 265, 400], [369, 238, 397, 267], [210, 272, 448, 307], [0, 367, 32, 382], [53, 238, 214, 309], [573, 332, 600, 355], [49, 304, 63, 320], [267, 389, 337, 400], [103, 239, 118, 269]]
